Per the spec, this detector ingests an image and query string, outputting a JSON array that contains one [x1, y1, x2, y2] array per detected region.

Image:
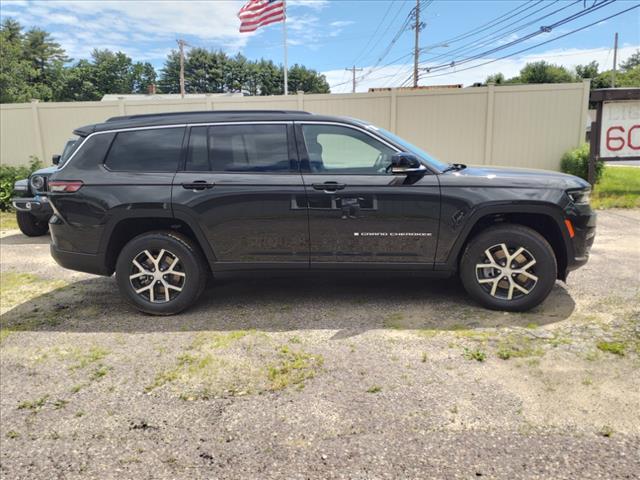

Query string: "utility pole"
[[612, 32, 618, 88], [177, 39, 187, 99], [412, 0, 425, 88], [345, 65, 363, 93]]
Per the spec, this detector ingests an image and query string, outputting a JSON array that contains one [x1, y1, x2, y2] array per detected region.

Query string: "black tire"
[[115, 231, 207, 315], [16, 211, 49, 237], [460, 224, 557, 312]]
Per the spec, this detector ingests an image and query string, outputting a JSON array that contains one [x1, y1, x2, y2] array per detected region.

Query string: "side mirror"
[[52, 154, 61, 166], [390, 152, 426, 175]]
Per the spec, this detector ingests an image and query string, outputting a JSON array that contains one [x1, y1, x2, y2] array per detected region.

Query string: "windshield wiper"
[[442, 163, 467, 173]]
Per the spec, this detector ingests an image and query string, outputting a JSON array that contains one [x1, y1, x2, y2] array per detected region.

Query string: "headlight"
[[567, 189, 591, 205], [30, 175, 45, 192]]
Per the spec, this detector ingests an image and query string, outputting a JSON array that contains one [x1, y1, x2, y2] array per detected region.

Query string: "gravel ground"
[[1, 210, 639, 480]]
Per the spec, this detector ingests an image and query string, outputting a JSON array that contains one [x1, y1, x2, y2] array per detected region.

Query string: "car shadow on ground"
[[0, 232, 50, 246], [0, 273, 576, 336]]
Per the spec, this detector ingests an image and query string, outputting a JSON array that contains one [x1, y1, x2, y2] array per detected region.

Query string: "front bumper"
[[11, 195, 53, 217], [566, 209, 597, 272]]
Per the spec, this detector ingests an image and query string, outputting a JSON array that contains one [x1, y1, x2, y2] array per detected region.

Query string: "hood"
[[444, 164, 590, 190], [30, 165, 58, 177]]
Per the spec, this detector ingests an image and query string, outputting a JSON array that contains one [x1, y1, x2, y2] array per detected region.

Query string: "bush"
[[560, 144, 603, 183], [0, 157, 43, 211]]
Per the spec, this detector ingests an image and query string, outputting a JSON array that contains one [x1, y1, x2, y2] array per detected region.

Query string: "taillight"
[[48, 181, 83, 193]]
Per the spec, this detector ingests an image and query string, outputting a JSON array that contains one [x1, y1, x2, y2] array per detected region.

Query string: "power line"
[[345, 65, 364, 93], [417, 3, 639, 82], [348, 0, 397, 67], [421, 0, 616, 74]]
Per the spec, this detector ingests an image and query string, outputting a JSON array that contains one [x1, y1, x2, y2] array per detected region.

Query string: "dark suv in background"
[[12, 139, 79, 236], [47, 110, 595, 315]]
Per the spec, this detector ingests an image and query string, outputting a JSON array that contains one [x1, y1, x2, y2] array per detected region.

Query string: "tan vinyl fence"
[[0, 80, 590, 170]]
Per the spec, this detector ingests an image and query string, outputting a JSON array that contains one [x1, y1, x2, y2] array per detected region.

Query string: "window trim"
[[181, 122, 300, 174], [102, 126, 187, 174], [296, 121, 406, 176]]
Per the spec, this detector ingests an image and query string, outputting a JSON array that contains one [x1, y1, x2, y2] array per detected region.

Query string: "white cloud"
[[324, 45, 640, 93]]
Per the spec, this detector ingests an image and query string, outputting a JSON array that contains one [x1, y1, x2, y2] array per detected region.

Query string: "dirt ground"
[[0, 210, 639, 480]]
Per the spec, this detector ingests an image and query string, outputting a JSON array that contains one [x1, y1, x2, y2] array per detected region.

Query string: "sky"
[[1, 0, 639, 92]]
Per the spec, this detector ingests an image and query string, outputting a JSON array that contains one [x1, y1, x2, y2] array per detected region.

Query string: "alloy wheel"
[[475, 243, 538, 301], [129, 249, 185, 303]]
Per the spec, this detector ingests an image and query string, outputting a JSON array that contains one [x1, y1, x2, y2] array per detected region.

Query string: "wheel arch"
[[101, 214, 215, 275], [444, 204, 572, 280]]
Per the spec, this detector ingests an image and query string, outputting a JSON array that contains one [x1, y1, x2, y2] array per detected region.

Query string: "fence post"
[[483, 83, 496, 165], [578, 78, 591, 145], [390, 89, 397, 133], [118, 98, 126, 116], [297, 91, 304, 110], [30, 100, 45, 163]]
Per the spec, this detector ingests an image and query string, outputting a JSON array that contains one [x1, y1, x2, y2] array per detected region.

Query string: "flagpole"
[[283, 0, 288, 95]]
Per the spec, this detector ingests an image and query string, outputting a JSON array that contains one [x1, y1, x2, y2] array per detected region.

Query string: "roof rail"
[[106, 110, 311, 122]]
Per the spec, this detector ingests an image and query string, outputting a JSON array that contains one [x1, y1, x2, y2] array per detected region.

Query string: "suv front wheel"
[[116, 231, 207, 315], [460, 224, 557, 312]]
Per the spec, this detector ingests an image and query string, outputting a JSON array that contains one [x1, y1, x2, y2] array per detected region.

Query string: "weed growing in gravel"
[[596, 341, 626, 356], [383, 312, 405, 329], [366, 385, 382, 393], [191, 330, 252, 349], [5, 430, 19, 439], [421, 352, 428, 363], [68, 346, 110, 370], [599, 425, 615, 437], [496, 336, 544, 360], [17, 395, 49, 412], [268, 345, 324, 391], [0, 328, 14, 343], [463, 348, 486, 362], [52, 399, 68, 409]]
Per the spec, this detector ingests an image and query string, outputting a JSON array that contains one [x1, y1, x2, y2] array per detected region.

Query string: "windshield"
[[59, 137, 81, 166], [365, 125, 448, 171]]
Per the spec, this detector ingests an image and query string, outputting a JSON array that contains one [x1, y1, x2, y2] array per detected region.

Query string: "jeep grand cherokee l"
[[47, 110, 596, 315]]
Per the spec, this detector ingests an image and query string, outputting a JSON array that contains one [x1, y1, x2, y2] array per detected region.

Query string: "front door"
[[296, 122, 440, 267], [172, 123, 309, 269]]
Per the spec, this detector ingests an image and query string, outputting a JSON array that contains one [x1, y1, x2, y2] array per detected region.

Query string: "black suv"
[[47, 110, 595, 315]]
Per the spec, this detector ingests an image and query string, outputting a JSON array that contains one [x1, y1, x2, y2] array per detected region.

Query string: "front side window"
[[301, 124, 396, 174], [105, 127, 185, 172], [185, 124, 291, 172]]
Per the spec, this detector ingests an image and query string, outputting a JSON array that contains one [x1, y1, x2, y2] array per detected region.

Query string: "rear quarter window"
[[105, 127, 185, 172]]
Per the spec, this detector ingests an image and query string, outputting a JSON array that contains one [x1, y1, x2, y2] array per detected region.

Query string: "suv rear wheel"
[[16, 211, 49, 237], [460, 224, 557, 312], [115, 231, 207, 315]]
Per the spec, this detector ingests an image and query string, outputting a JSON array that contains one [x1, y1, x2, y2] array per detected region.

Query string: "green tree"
[[619, 49, 640, 71], [287, 64, 330, 94], [484, 73, 505, 85], [0, 19, 35, 102], [517, 61, 576, 84]]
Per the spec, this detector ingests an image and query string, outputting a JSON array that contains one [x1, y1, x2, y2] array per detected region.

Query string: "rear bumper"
[[11, 195, 53, 217], [50, 244, 111, 276]]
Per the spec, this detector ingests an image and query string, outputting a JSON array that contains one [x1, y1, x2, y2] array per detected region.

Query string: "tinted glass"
[[209, 124, 290, 172], [301, 124, 396, 174], [105, 127, 184, 172], [186, 127, 209, 171]]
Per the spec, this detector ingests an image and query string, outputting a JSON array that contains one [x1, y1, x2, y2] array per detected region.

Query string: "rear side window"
[[105, 127, 184, 172], [186, 124, 291, 172]]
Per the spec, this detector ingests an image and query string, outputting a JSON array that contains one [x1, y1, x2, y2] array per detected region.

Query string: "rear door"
[[172, 122, 309, 269], [296, 122, 440, 267]]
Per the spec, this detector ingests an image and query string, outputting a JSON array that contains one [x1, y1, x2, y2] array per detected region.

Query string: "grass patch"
[[592, 166, 640, 209], [366, 385, 382, 393], [463, 347, 486, 362], [191, 330, 252, 349], [496, 336, 544, 360], [267, 345, 324, 391], [17, 395, 49, 412], [0, 211, 18, 230], [68, 346, 110, 370], [383, 312, 406, 329], [596, 341, 625, 356], [0, 272, 68, 312]]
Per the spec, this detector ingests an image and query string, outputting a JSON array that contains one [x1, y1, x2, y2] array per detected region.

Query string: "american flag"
[[238, 0, 286, 33]]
